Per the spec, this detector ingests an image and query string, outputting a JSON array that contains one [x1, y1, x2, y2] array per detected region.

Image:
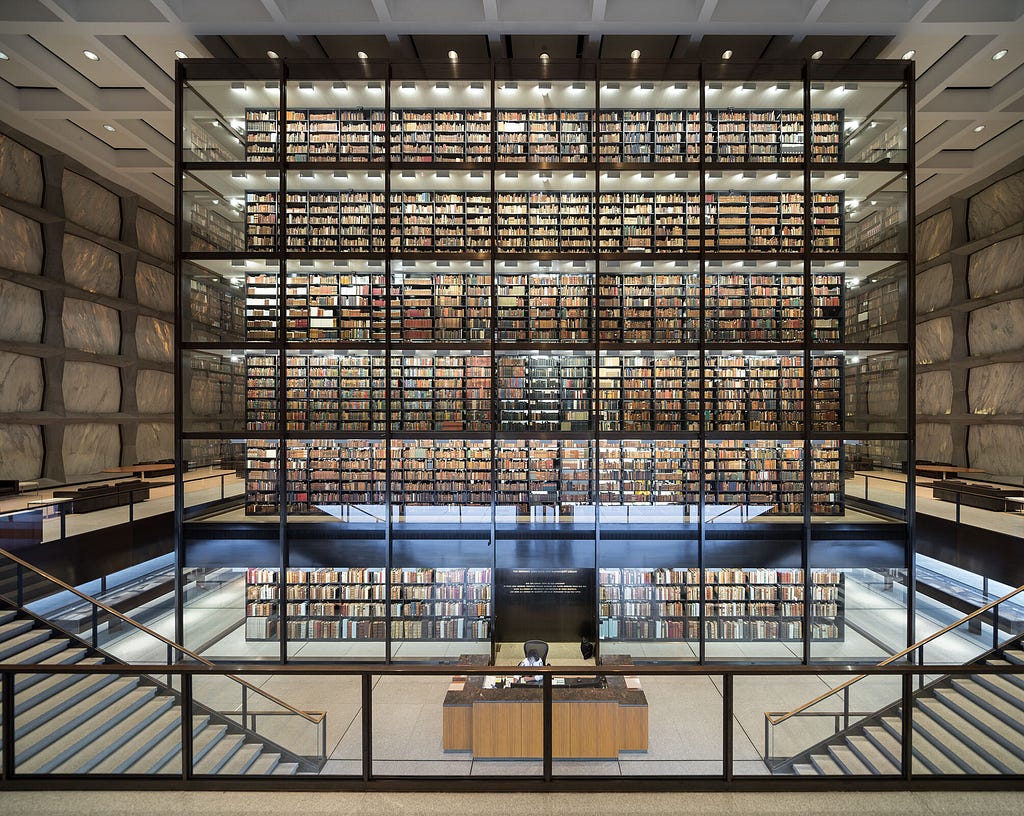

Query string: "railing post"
[[992, 606, 1000, 651], [181, 672, 193, 781], [91, 604, 99, 649], [2, 670, 15, 779], [843, 685, 850, 731], [763, 715, 771, 768], [59, 503, 66, 542], [361, 672, 372, 782], [15, 564, 23, 607], [129, 490, 135, 525], [723, 673, 734, 782], [241, 681, 248, 732], [220, 474, 225, 500], [542, 671, 553, 782], [900, 672, 913, 781]]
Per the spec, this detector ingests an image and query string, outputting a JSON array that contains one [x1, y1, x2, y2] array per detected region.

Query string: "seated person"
[[517, 648, 544, 682]]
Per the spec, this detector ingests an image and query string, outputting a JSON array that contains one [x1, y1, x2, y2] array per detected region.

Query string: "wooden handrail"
[[765, 581, 1024, 726], [0, 546, 325, 725]]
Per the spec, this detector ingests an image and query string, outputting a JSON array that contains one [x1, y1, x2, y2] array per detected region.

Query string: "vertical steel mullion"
[[592, 64, 602, 661], [904, 62, 917, 652], [901, 671, 913, 780], [2, 670, 14, 780], [361, 672, 373, 781], [542, 672, 553, 781], [181, 672, 193, 781], [489, 62, 498, 662], [697, 62, 707, 664], [802, 60, 813, 666], [277, 61, 289, 666], [383, 63, 394, 663], [722, 672, 734, 781], [172, 59, 185, 658]]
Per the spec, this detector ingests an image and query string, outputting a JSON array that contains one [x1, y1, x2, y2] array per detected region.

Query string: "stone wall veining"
[[916, 370, 952, 417], [0, 351, 43, 413], [62, 171, 121, 240], [136, 316, 173, 363], [968, 424, 1024, 477], [968, 362, 1024, 416], [968, 299, 1024, 357], [0, 424, 43, 480], [916, 316, 953, 364], [968, 235, 1024, 300], [916, 262, 952, 315], [136, 421, 173, 462], [62, 299, 121, 356], [0, 280, 43, 342], [136, 369, 173, 414], [62, 361, 121, 414], [917, 422, 954, 464], [916, 209, 951, 263], [968, 170, 1024, 241], [136, 262, 174, 313], [0, 134, 43, 206], [62, 234, 121, 297], [62, 423, 121, 476], [0, 206, 44, 275], [136, 208, 173, 261]]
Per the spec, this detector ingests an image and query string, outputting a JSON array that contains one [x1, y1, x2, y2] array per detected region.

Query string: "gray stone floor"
[[1, 790, 1022, 816]]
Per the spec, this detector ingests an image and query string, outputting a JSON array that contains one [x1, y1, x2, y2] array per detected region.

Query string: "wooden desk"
[[102, 465, 175, 478], [916, 464, 986, 480], [442, 655, 648, 760]]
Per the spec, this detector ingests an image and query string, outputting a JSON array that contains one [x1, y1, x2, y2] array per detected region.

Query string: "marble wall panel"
[[0, 424, 43, 480], [867, 377, 900, 418], [137, 369, 173, 414], [968, 299, 1024, 357], [62, 234, 120, 297], [136, 316, 173, 363], [916, 370, 952, 417], [916, 262, 952, 315], [136, 422, 173, 462], [188, 372, 221, 417], [0, 352, 43, 413], [916, 209, 952, 263], [136, 262, 174, 314], [917, 423, 953, 465], [969, 362, 1024, 416], [968, 423, 1024, 477], [136, 208, 173, 261], [62, 423, 120, 475], [61, 171, 120, 239], [62, 299, 120, 355], [968, 236, 1024, 300], [0, 206, 44, 274], [0, 280, 43, 342], [62, 361, 121, 414], [969, 171, 1024, 241], [916, 316, 952, 364], [0, 134, 43, 206]]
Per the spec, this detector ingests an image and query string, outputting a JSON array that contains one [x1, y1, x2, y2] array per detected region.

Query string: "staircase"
[[779, 642, 1024, 776], [0, 606, 302, 775]]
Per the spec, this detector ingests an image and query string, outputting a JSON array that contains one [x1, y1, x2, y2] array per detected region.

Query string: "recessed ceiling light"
[[721, 50, 733, 60], [357, 50, 368, 60], [901, 50, 915, 60], [447, 50, 458, 60], [539, 51, 550, 60], [811, 50, 824, 60], [973, 124, 986, 132], [992, 49, 1008, 61], [102, 123, 116, 132], [630, 49, 641, 60], [298, 81, 314, 92], [266, 50, 279, 59], [83, 50, 99, 61], [174, 50, 187, 60]]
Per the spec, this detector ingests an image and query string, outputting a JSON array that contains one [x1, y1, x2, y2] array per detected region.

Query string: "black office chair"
[[523, 639, 549, 664]]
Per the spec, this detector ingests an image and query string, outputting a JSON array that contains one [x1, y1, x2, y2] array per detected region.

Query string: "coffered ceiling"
[[0, 0, 1021, 215]]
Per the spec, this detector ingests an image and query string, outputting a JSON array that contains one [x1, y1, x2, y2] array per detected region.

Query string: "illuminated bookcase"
[[180, 58, 912, 660]]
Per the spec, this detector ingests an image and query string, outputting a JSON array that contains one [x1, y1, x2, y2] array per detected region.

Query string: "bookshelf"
[[391, 109, 491, 163], [598, 568, 845, 641], [188, 278, 245, 341]]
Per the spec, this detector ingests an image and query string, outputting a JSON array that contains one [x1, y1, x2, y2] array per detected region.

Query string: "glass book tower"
[[175, 57, 914, 664]]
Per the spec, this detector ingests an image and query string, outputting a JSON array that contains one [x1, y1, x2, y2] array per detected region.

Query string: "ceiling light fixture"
[[0, 51, 9, 61], [630, 49, 641, 60], [448, 50, 458, 60], [266, 50, 279, 59], [901, 50, 915, 60], [539, 51, 550, 60], [992, 49, 1008, 61], [102, 123, 116, 132], [722, 50, 733, 60], [973, 124, 986, 132], [333, 81, 348, 91], [810, 50, 823, 60], [298, 81, 314, 92], [83, 50, 99, 61], [357, 50, 368, 60], [434, 81, 450, 91], [174, 50, 187, 60], [231, 82, 246, 91]]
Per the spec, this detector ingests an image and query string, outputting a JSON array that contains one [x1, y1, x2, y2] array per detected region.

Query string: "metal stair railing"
[[763, 581, 1024, 768], [0, 545, 327, 769]]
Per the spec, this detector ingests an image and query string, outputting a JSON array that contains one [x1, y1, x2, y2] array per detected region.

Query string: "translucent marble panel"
[[0, 206, 44, 274], [968, 423, 1024, 478], [916, 370, 952, 417], [62, 171, 120, 239], [136, 316, 173, 363], [916, 316, 952, 364], [137, 262, 174, 313], [136, 208, 173, 261], [969, 362, 1024, 416], [916, 209, 951, 262], [969, 171, 1024, 241], [917, 422, 953, 464], [0, 280, 43, 342], [62, 299, 120, 355], [62, 234, 120, 297], [0, 351, 43, 413], [916, 262, 952, 315], [63, 361, 121, 413], [62, 423, 120, 475], [137, 369, 173, 414], [968, 300, 1024, 357], [136, 422, 173, 462], [0, 134, 43, 206], [969, 236, 1024, 300], [0, 424, 43, 479]]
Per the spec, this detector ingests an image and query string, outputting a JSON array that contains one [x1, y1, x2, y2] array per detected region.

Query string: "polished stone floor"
[[2, 790, 1022, 816]]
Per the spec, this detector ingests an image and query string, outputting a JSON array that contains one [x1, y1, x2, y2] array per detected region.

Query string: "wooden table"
[[442, 655, 648, 760], [915, 464, 987, 480], [102, 465, 176, 478]]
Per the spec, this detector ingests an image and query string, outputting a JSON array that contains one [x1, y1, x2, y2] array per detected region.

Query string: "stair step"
[[190, 722, 229, 768], [218, 742, 263, 775], [2, 637, 72, 668], [0, 618, 34, 645], [984, 660, 1024, 692], [846, 734, 900, 774], [14, 648, 95, 692], [809, 753, 845, 775], [118, 715, 210, 775], [1001, 649, 1024, 666], [15, 674, 122, 737], [0, 609, 16, 626], [882, 714, 959, 774], [917, 697, 1023, 774], [934, 687, 1024, 760], [86, 707, 182, 774], [954, 678, 1024, 736], [864, 724, 903, 771], [912, 703, 1001, 774], [828, 743, 872, 774], [20, 685, 159, 773], [246, 752, 280, 775], [52, 695, 176, 774], [0, 628, 50, 661], [273, 761, 299, 775], [193, 733, 245, 775]]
